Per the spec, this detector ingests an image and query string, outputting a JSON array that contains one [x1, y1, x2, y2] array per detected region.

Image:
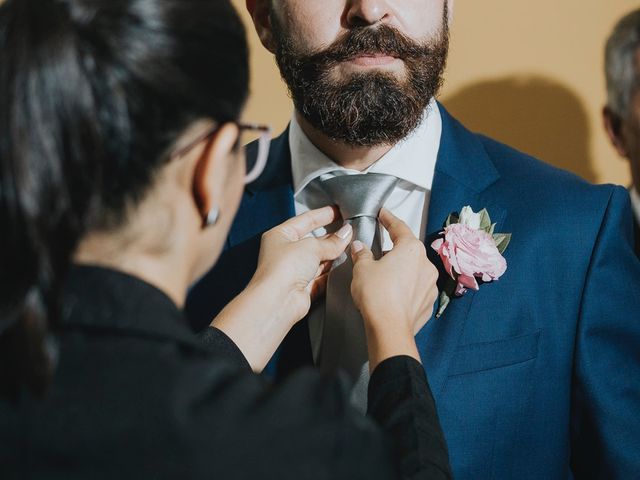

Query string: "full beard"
[[272, 16, 450, 147]]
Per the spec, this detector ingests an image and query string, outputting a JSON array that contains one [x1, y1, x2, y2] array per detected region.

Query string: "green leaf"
[[489, 223, 496, 235], [493, 233, 512, 254], [478, 208, 492, 231], [436, 290, 451, 318]]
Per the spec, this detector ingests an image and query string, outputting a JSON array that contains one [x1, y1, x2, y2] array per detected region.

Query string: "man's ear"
[[603, 106, 630, 159], [192, 123, 239, 221], [246, 0, 277, 53]]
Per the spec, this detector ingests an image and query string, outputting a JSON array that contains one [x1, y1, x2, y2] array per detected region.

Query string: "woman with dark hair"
[[0, 0, 451, 478]]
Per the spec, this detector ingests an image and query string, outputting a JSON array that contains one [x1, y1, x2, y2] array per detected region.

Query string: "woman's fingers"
[[309, 222, 353, 261], [307, 273, 329, 302], [318, 259, 333, 277], [351, 240, 374, 264], [273, 206, 339, 241], [379, 208, 415, 245], [311, 260, 333, 282]]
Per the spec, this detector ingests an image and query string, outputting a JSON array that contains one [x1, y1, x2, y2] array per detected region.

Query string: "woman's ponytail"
[[0, 0, 99, 399]]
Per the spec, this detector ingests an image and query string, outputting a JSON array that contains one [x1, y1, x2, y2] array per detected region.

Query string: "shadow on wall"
[[442, 76, 597, 183]]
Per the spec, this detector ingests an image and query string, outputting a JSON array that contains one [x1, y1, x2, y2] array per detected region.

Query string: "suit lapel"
[[417, 104, 506, 398], [229, 129, 314, 377], [228, 128, 296, 248]]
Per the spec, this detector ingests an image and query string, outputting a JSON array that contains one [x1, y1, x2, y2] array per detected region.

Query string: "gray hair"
[[605, 9, 640, 117]]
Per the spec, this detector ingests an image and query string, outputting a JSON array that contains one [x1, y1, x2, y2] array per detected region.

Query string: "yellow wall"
[[233, 0, 639, 186]]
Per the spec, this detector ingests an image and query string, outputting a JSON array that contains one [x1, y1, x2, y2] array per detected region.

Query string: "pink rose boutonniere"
[[431, 206, 511, 318]]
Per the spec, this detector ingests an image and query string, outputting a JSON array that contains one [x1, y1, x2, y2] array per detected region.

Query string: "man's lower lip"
[[348, 55, 398, 66]]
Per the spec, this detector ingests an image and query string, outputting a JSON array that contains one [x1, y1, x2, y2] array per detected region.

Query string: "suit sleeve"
[[571, 186, 640, 478]]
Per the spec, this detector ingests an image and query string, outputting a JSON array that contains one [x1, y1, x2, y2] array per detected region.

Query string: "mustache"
[[304, 25, 438, 66]]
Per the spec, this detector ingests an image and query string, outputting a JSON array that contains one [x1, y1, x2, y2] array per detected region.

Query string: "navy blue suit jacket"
[[186, 105, 640, 478]]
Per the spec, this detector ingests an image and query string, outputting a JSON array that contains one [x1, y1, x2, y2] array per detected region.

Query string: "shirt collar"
[[630, 187, 640, 225], [290, 98, 442, 196]]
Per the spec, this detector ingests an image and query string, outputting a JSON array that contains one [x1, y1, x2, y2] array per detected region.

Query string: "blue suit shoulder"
[[475, 133, 629, 223], [479, 133, 619, 196]]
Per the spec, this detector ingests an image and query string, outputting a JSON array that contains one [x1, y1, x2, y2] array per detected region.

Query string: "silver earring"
[[205, 207, 220, 227]]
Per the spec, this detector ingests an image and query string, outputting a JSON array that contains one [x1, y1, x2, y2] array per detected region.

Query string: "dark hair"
[[0, 0, 249, 399]]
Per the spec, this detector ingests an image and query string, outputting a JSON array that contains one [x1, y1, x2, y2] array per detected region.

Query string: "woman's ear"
[[246, 0, 277, 53], [603, 107, 630, 159], [192, 123, 240, 225]]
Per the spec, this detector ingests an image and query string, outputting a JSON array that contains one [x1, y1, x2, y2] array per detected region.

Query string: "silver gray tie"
[[318, 173, 399, 412]]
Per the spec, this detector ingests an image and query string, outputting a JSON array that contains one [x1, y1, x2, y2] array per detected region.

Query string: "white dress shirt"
[[289, 99, 443, 361], [630, 187, 640, 226]]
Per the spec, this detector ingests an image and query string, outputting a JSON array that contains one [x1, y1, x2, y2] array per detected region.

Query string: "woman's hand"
[[250, 205, 353, 322], [350, 209, 439, 371], [212, 206, 352, 371]]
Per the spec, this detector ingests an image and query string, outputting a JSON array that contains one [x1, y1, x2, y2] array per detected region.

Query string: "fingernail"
[[352, 240, 364, 253], [335, 223, 352, 240]]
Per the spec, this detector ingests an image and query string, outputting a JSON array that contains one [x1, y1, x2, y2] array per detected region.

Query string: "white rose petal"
[[458, 205, 481, 230]]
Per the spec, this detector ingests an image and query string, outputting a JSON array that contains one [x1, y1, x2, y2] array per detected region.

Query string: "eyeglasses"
[[237, 123, 272, 184], [172, 122, 272, 184]]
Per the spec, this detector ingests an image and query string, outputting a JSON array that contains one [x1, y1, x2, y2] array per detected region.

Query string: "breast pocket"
[[449, 330, 541, 377], [440, 330, 542, 479]]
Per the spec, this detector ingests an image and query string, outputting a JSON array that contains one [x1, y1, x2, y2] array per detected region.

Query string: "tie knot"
[[319, 173, 399, 220]]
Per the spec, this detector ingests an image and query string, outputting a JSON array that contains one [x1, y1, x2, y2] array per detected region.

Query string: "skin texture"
[[260, 0, 449, 54], [247, 0, 453, 170], [603, 48, 640, 191]]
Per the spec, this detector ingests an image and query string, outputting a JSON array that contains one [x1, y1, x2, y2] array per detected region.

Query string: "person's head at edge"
[[245, 0, 453, 168], [0, 0, 249, 400], [604, 8, 640, 191]]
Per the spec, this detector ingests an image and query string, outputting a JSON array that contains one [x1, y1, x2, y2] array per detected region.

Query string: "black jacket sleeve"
[[368, 356, 452, 480], [183, 343, 451, 479], [195, 327, 451, 479], [198, 327, 252, 371]]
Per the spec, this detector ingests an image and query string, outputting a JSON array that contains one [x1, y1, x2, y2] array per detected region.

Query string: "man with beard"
[[603, 8, 640, 255], [187, 1, 640, 477]]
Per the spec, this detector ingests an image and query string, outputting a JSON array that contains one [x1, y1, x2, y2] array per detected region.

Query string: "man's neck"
[[295, 112, 393, 171]]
